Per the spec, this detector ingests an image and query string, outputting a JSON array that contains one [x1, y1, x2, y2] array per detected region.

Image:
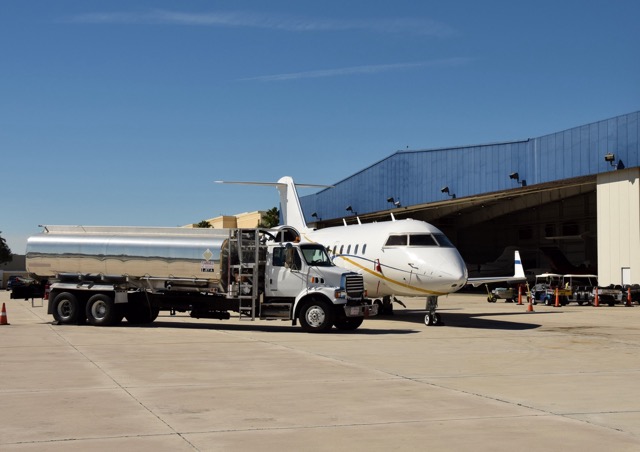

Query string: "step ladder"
[[227, 229, 262, 320]]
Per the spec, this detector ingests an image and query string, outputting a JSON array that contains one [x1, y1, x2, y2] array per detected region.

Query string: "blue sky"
[[2, 1, 639, 254]]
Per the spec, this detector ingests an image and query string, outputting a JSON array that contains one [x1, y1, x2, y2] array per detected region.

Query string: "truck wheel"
[[299, 299, 334, 333], [125, 303, 159, 324], [86, 294, 123, 326], [333, 316, 364, 331], [52, 292, 80, 324]]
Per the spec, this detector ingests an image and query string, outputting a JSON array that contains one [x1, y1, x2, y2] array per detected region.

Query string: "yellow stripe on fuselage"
[[338, 255, 448, 296], [302, 233, 447, 296]]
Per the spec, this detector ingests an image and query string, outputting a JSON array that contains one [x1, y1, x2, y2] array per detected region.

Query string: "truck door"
[[267, 246, 306, 296]]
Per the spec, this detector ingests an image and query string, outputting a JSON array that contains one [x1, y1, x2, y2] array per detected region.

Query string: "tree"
[[194, 220, 212, 228], [259, 207, 280, 228], [0, 232, 12, 265]]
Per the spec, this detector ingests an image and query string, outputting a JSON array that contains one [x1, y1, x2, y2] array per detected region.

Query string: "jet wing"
[[466, 250, 526, 287]]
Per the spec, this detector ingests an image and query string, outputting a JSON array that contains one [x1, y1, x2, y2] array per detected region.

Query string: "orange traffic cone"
[[594, 287, 599, 307], [527, 295, 534, 312], [554, 288, 560, 307], [517, 285, 523, 305], [626, 287, 633, 307], [0, 303, 9, 325]]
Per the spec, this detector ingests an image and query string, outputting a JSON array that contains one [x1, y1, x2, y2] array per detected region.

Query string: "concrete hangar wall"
[[300, 111, 640, 285]]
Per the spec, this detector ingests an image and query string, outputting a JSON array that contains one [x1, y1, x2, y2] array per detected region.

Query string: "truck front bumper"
[[344, 303, 379, 318]]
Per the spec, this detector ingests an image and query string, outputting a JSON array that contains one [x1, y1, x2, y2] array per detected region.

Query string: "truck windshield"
[[300, 245, 333, 267]]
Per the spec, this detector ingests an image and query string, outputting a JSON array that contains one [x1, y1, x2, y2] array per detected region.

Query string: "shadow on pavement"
[[371, 309, 554, 330]]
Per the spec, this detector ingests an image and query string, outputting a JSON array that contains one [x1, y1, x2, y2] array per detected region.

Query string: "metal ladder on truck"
[[227, 228, 261, 320]]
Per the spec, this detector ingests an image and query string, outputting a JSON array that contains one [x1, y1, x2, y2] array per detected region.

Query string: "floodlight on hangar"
[[387, 197, 402, 207], [440, 186, 456, 199], [604, 152, 625, 170], [509, 172, 527, 187]]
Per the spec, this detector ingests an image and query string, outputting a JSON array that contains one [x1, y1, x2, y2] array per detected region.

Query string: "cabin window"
[[339, 245, 344, 254], [384, 235, 407, 246], [332, 245, 337, 255], [362, 244, 367, 255], [409, 234, 438, 246], [347, 245, 351, 254], [354, 244, 359, 255]]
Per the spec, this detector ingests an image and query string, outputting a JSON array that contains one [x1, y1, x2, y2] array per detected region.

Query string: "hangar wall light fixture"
[[509, 172, 527, 187], [604, 152, 625, 170], [311, 212, 321, 221], [387, 197, 402, 207], [346, 205, 357, 216], [440, 186, 456, 199]]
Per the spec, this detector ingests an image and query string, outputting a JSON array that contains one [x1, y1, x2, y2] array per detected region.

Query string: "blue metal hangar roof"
[[300, 111, 639, 223]]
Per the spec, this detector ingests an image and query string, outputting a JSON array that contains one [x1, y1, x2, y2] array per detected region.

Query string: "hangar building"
[[300, 111, 640, 286]]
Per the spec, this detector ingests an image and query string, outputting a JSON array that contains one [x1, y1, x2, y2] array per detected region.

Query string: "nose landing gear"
[[424, 296, 443, 326]]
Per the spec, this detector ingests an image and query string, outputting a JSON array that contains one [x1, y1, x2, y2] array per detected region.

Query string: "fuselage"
[[301, 219, 468, 298]]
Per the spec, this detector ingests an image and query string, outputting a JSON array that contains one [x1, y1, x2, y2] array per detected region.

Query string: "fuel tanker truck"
[[24, 225, 377, 332]]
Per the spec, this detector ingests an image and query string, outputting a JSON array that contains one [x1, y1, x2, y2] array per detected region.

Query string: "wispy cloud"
[[239, 58, 475, 82], [64, 10, 456, 37]]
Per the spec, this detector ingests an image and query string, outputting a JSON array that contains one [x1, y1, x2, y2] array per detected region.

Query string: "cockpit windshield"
[[300, 244, 334, 267], [384, 233, 455, 248]]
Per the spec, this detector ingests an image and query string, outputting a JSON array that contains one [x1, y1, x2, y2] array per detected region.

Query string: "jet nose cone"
[[438, 254, 468, 292]]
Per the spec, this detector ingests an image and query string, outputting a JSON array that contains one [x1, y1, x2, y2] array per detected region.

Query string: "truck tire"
[[52, 292, 80, 324], [299, 299, 334, 333], [125, 302, 159, 324], [333, 316, 364, 331], [86, 294, 124, 326]]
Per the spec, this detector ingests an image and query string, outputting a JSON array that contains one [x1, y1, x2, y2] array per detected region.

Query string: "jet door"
[[267, 245, 306, 295]]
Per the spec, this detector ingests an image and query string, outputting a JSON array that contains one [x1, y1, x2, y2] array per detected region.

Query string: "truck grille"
[[345, 274, 364, 298]]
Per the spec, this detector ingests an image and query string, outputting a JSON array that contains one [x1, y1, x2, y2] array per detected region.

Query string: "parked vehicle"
[[7, 275, 31, 290], [560, 274, 597, 305], [530, 273, 569, 305], [20, 225, 377, 332], [486, 286, 516, 303]]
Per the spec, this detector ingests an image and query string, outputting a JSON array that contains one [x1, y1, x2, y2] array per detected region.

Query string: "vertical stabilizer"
[[215, 176, 331, 232], [277, 177, 308, 231], [514, 251, 525, 279]]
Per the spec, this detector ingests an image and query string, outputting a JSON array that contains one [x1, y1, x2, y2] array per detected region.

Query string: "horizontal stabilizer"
[[215, 176, 333, 231]]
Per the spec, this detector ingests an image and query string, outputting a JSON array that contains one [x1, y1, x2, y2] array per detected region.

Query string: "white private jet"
[[217, 176, 525, 325]]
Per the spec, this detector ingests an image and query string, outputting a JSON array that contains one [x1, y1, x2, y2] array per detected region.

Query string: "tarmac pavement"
[[1, 291, 640, 451]]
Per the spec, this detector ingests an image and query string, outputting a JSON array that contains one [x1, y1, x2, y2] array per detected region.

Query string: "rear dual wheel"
[[86, 294, 124, 326], [52, 292, 81, 324]]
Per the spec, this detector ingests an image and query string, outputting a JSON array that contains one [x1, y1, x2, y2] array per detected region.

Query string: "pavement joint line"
[[231, 330, 640, 439], [4, 432, 191, 448], [45, 324, 200, 451]]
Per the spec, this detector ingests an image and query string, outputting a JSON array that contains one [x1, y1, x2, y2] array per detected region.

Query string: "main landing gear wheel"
[[424, 312, 442, 326]]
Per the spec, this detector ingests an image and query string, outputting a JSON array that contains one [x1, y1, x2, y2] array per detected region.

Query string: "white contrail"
[[64, 10, 456, 37], [240, 58, 475, 82]]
